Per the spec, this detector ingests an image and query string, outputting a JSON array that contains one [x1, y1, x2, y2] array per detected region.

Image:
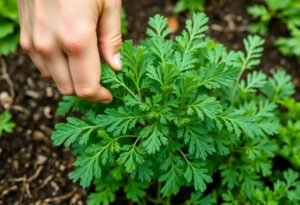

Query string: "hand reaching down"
[[17, 0, 122, 103]]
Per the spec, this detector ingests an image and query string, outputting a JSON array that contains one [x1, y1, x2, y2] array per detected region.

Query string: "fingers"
[[64, 31, 112, 103], [56, 0, 113, 102], [98, 0, 122, 71], [28, 52, 51, 78], [18, 0, 120, 103], [45, 52, 75, 95], [20, 25, 51, 78]]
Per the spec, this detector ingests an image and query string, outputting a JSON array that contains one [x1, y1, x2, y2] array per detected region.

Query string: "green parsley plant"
[[52, 13, 299, 204]]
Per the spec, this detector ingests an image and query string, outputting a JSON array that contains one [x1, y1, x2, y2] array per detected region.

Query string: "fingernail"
[[113, 53, 122, 70]]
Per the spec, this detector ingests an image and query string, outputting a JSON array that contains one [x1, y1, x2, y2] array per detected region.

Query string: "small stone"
[[0, 91, 13, 109], [27, 77, 35, 88], [46, 87, 54, 98], [32, 131, 47, 141], [59, 164, 66, 172], [37, 155, 47, 165], [12, 160, 19, 169], [25, 90, 40, 99], [43, 106, 52, 119]]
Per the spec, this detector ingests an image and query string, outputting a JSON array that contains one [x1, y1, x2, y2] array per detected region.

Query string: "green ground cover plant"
[[52, 13, 300, 204], [0, 0, 19, 55], [248, 0, 300, 58], [278, 99, 300, 169], [0, 112, 15, 137], [174, 0, 205, 14]]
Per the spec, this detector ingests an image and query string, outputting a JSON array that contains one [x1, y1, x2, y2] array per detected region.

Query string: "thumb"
[[98, 0, 122, 71]]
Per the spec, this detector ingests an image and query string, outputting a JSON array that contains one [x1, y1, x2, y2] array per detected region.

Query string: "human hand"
[[17, 0, 122, 103]]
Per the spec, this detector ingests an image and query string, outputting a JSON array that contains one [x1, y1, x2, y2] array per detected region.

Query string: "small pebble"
[[37, 155, 47, 165], [59, 164, 66, 171], [12, 160, 19, 169], [46, 87, 54, 98], [0, 91, 13, 108], [43, 106, 52, 119], [27, 77, 36, 88], [25, 90, 40, 99], [32, 131, 47, 141]]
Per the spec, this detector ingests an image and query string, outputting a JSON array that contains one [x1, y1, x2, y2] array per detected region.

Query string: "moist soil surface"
[[0, 0, 299, 204]]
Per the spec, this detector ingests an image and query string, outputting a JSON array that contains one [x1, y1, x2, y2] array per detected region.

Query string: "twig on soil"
[[0, 57, 15, 100], [28, 166, 44, 182], [10, 105, 30, 115], [41, 188, 77, 203], [0, 185, 18, 198], [9, 176, 26, 183], [7, 166, 44, 200], [36, 175, 53, 191], [24, 182, 32, 198], [9, 166, 44, 183]]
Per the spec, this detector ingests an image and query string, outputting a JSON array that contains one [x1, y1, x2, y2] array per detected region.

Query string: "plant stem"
[[166, 196, 172, 205], [156, 181, 162, 202], [146, 196, 165, 204]]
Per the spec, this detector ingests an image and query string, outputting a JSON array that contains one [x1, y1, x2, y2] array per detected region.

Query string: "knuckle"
[[33, 38, 54, 57], [60, 25, 93, 54], [20, 36, 33, 52], [100, 34, 122, 48], [75, 86, 98, 99]]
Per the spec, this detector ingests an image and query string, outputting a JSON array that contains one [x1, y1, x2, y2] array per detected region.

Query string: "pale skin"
[[17, 0, 122, 103]]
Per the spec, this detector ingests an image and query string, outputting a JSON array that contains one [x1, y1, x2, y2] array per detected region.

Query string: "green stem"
[[134, 78, 142, 101], [179, 150, 192, 165], [166, 196, 172, 205], [147, 196, 165, 204], [116, 78, 141, 102], [156, 181, 162, 202]]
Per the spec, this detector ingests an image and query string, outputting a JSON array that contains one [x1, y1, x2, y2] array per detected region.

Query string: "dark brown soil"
[[0, 54, 87, 204], [0, 0, 299, 204]]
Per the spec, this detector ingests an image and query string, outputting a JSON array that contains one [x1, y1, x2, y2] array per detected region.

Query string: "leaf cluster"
[[0, 111, 15, 136], [0, 0, 19, 56], [248, 0, 300, 57], [53, 13, 299, 204], [174, 0, 206, 14], [277, 98, 300, 168]]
